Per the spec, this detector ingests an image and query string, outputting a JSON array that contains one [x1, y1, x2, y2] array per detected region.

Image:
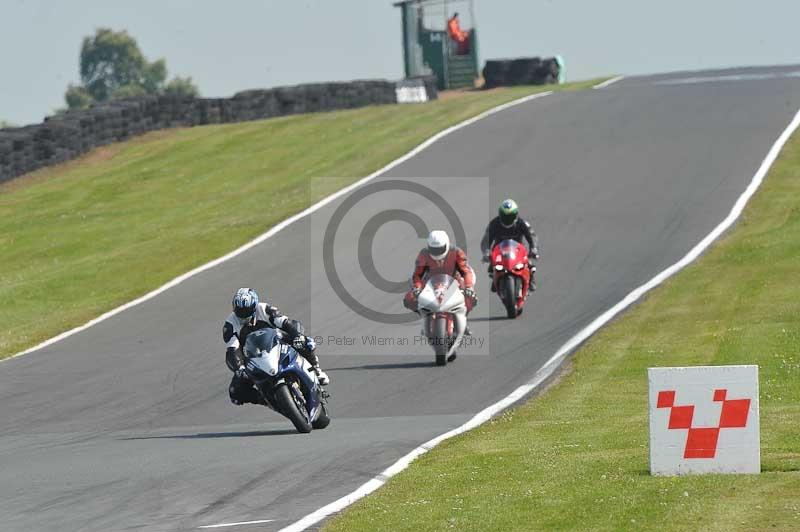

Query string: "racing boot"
[[488, 265, 497, 292], [229, 372, 263, 406], [304, 353, 330, 385], [313, 366, 330, 386], [293, 335, 330, 385]]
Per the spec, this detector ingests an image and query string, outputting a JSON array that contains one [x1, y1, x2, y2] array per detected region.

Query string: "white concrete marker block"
[[648, 365, 760, 476]]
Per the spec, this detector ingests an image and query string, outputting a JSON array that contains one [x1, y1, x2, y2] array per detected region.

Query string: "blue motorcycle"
[[242, 328, 330, 433]]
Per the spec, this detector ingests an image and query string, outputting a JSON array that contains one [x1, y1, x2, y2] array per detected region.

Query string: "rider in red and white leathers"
[[403, 230, 477, 314]]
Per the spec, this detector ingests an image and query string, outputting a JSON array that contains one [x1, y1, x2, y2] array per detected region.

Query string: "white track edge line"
[[278, 108, 800, 532], [198, 519, 275, 529], [593, 75, 625, 89], [4, 90, 552, 363]]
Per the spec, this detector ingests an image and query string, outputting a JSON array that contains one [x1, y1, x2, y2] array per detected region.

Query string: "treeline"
[[63, 28, 199, 111]]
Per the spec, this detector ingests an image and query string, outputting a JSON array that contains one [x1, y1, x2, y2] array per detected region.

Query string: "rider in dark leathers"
[[480, 199, 539, 291]]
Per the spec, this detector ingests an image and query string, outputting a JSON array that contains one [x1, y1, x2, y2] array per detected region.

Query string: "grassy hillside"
[[0, 80, 601, 360], [324, 121, 800, 530]]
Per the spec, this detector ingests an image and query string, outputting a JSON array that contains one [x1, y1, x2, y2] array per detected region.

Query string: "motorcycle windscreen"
[[244, 329, 283, 376], [498, 239, 521, 260], [418, 274, 465, 313]]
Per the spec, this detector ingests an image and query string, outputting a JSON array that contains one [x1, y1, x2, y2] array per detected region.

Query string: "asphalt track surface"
[[3, 65, 800, 531]]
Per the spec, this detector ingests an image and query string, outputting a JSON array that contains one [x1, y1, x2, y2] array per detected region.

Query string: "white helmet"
[[426, 230, 450, 260]]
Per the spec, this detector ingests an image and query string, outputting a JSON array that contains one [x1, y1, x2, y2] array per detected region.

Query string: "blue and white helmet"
[[232, 287, 259, 320]]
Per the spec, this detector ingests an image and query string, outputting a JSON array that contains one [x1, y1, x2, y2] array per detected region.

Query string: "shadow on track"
[[468, 316, 511, 322], [329, 361, 436, 371], [120, 429, 297, 440]]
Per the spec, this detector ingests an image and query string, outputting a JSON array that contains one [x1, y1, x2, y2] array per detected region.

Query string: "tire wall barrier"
[[482, 57, 561, 89], [0, 76, 438, 184]]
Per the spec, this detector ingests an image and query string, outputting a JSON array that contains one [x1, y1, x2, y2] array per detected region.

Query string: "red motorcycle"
[[490, 239, 532, 318]]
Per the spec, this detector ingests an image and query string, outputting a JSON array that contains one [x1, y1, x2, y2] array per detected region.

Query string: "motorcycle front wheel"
[[501, 275, 518, 319], [312, 403, 331, 429], [433, 317, 449, 366], [275, 381, 312, 433]]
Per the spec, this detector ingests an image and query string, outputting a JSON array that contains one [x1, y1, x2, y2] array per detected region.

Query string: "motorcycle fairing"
[[417, 274, 466, 315]]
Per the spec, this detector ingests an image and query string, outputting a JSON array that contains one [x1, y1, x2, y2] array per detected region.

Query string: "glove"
[[293, 335, 307, 351], [463, 287, 476, 300], [305, 335, 317, 352], [293, 334, 315, 352], [235, 365, 248, 380], [412, 287, 422, 297], [528, 250, 539, 260]]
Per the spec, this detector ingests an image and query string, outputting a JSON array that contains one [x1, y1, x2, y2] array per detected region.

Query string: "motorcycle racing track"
[[2, 65, 800, 531]]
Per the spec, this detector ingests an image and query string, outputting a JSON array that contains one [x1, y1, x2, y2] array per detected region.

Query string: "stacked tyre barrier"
[[482, 57, 561, 89], [0, 77, 437, 185]]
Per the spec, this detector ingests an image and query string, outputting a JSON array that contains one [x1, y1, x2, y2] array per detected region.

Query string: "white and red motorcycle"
[[417, 274, 467, 366]]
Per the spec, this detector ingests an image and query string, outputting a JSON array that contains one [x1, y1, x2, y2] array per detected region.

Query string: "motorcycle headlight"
[[514, 263, 525, 270], [494, 264, 504, 271]]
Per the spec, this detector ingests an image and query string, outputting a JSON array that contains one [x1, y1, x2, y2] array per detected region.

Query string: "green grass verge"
[[323, 120, 800, 529], [0, 79, 602, 360]]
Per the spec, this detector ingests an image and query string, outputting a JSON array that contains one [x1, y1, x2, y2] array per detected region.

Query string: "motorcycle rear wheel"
[[275, 381, 312, 433], [433, 317, 448, 366], [501, 276, 518, 319]]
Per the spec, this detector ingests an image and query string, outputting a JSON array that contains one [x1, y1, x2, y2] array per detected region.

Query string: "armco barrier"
[[0, 77, 437, 184], [482, 57, 560, 88]]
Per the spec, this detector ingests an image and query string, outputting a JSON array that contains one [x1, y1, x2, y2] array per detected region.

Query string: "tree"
[[164, 76, 200, 97], [112, 84, 148, 99], [141, 59, 167, 94], [64, 84, 93, 110], [64, 28, 199, 109], [79, 28, 151, 102]]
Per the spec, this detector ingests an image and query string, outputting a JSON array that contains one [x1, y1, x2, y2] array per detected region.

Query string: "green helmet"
[[499, 199, 519, 227]]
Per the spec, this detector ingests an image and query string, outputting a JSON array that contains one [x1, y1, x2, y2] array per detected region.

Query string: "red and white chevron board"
[[648, 365, 760, 475]]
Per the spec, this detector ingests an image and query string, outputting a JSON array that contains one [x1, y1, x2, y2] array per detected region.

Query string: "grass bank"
[[0, 80, 602, 360], [324, 121, 800, 528]]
